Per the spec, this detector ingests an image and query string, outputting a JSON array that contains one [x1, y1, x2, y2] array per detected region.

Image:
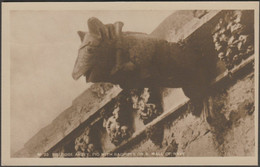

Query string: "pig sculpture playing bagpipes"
[[72, 17, 218, 122]]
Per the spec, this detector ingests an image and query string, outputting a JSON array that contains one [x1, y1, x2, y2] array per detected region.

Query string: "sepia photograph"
[[1, 2, 259, 166]]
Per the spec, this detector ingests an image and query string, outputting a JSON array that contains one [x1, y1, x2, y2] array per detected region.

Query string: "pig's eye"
[[87, 47, 93, 52], [86, 46, 96, 53], [91, 40, 101, 47]]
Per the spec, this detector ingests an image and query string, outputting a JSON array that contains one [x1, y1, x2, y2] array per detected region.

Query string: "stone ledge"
[[105, 55, 254, 155], [13, 83, 122, 158]]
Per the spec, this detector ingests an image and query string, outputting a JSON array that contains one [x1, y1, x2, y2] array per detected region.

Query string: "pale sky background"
[[10, 10, 174, 154]]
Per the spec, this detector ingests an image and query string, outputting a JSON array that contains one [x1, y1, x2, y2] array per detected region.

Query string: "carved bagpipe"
[[72, 17, 216, 102]]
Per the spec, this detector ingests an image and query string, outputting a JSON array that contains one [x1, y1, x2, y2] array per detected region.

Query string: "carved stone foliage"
[[103, 105, 131, 146], [212, 10, 254, 71], [130, 88, 162, 125], [74, 127, 100, 157], [102, 94, 133, 146], [102, 88, 163, 146]]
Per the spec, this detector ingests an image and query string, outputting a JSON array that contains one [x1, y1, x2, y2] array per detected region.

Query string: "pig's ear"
[[88, 17, 106, 38], [77, 31, 86, 42], [114, 21, 124, 35]]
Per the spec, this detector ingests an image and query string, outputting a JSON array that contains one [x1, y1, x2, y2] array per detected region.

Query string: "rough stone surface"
[[221, 73, 255, 156], [126, 72, 255, 157]]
